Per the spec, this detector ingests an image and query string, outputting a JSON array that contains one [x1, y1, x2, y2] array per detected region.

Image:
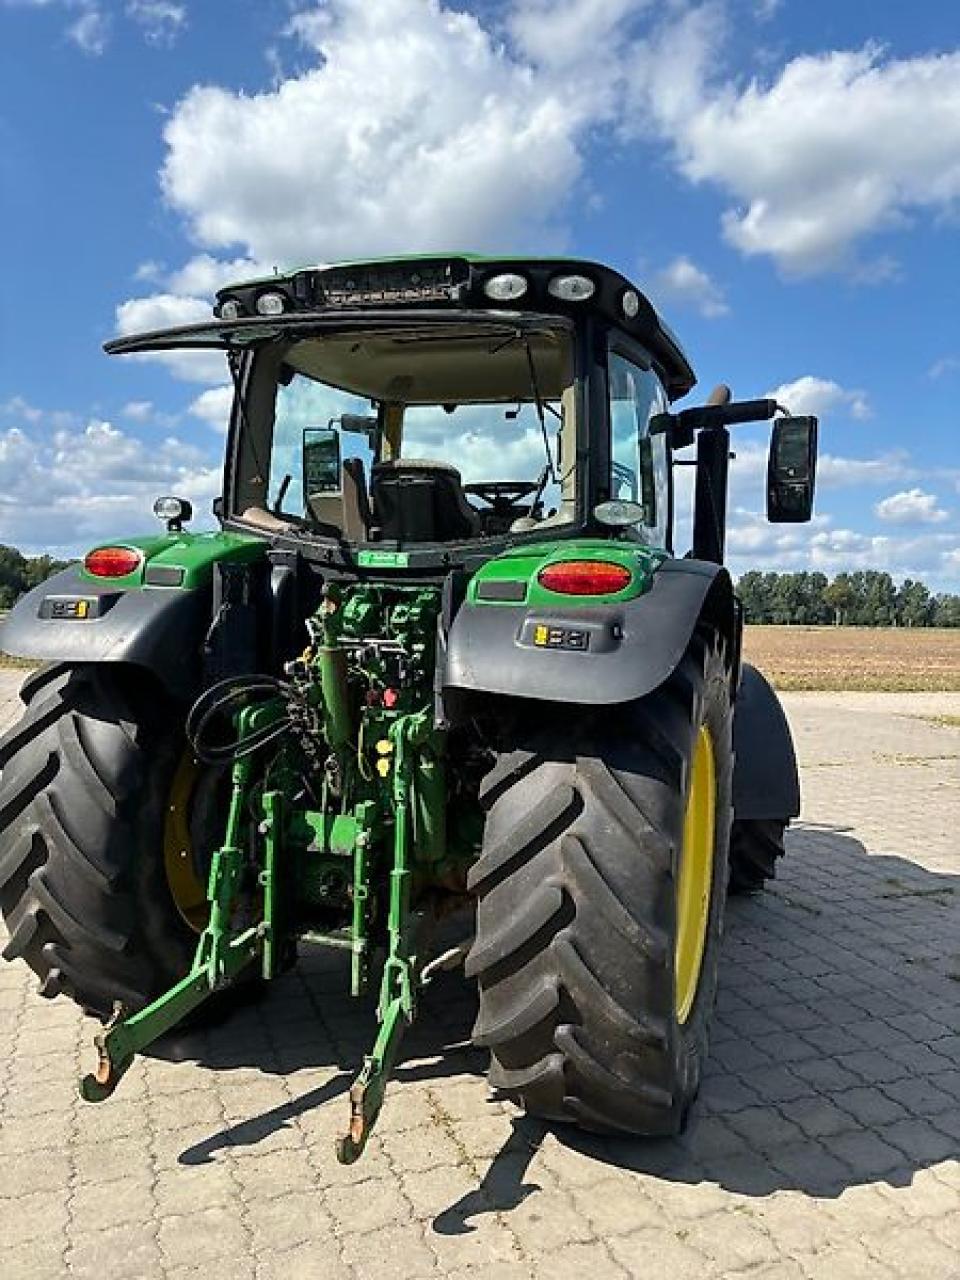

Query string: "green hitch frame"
[[79, 585, 451, 1165], [79, 705, 278, 1102]]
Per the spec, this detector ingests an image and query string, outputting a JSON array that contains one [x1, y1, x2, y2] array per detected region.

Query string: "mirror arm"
[[653, 398, 779, 450]]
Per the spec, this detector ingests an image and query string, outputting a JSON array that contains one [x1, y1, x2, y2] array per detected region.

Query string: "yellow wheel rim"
[[163, 752, 210, 933], [675, 725, 716, 1025]]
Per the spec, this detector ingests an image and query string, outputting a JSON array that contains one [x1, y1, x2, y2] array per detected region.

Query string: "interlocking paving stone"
[[0, 672, 958, 1278]]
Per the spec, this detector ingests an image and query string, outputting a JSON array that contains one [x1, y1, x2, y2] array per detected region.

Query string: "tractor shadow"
[[452, 824, 960, 1226], [168, 825, 960, 1205]]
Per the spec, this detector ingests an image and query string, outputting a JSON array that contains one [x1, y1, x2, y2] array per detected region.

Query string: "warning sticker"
[[532, 624, 589, 651]]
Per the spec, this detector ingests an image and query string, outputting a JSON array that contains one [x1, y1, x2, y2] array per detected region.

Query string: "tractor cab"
[[108, 257, 700, 564], [110, 255, 816, 571]]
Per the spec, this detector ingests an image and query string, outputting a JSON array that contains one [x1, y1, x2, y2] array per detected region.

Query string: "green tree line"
[[738, 570, 960, 627], [0, 545, 71, 609]]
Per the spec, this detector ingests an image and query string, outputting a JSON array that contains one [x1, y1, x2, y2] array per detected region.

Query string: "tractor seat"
[[370, 459, 481, 543]]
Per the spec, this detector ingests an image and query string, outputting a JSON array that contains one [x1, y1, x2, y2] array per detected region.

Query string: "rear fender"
[[732, 663, 800, 821], [1, 532, 269, 699], [443, 558, 736, 708], [1, 566, 210, 700]]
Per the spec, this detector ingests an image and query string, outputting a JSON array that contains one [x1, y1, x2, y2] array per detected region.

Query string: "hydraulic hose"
[[185, 674, 292, 765]]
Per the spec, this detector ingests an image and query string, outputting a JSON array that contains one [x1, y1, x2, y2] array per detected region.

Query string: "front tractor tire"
[[0, 664, 201, 1018], [468, 630, 733, 1136]]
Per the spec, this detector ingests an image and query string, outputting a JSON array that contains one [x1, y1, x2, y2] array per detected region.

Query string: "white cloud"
[[4, 0, 111, 55], [159, 0, 597, 266], [850, 254, 901, 286], [635, 39, 960, 275], [121, 0, 629, 385], [20, 3, 960, 280], [120, 400, 155, 422], [126, 0, 185, 46], [731, 442, 922, 493], [817, 450, 915, 488], [673, 440, 922, 553], [506, 0, 648, 71], [725, 507, 960, 586], [66, 6, 108, 54], [116, 257, 266, 375], [165, 254, 265, 297], [103, 0, 960, 435], [875, 488, 949, 526], [403, 424, 547, 484], [119, 3, 960, 389], [0, 407, 220, 555], [189, 385, 234, 433], [650, 255, 729, 318], [116, 400, 180, 429], [725, 441, 914, 491], [1, 395, 45, 425], [114, 293, 227, 383], [767, 375, 870, 420], [134, 260, 164, 284], [728, 443, 955, 498], [6, 0, 184, 53]]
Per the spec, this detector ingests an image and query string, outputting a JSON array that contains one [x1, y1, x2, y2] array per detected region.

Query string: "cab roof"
[[214, 254, 697, 401]]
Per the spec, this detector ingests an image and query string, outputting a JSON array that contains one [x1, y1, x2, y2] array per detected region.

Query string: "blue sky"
[[1, 0, 959, 588]]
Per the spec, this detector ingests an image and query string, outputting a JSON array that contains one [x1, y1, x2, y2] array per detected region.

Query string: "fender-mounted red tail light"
[[84, 546, 143, 579], [537, 560, 632, 596]]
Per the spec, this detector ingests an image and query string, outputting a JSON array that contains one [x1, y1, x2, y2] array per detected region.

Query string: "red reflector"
[[84, 546, 143, 579], [537, 560, 632, 596]]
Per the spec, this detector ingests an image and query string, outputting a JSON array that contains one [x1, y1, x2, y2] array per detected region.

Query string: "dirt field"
[[4, 613, 960, 690], [744, 625, 960, 692]]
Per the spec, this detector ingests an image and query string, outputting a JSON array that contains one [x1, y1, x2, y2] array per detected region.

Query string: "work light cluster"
[[215, 271, 642, 323], [476, 271, 641, 321]]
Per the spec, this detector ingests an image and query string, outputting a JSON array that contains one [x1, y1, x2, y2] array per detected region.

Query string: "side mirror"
[[767, 416, 818, 523], [303, 426, 343, 497]]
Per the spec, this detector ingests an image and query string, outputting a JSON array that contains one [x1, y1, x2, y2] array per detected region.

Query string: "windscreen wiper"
[[523, 340, 559, 485]]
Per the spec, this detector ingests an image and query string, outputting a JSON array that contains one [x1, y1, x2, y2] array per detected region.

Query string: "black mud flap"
[[732, 663, 800, 821]]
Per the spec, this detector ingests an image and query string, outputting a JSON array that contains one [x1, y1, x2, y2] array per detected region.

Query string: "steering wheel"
[[463, 480, 540, 508]]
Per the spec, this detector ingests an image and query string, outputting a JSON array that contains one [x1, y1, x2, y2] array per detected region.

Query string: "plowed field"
[[744, 625, 960, 690]]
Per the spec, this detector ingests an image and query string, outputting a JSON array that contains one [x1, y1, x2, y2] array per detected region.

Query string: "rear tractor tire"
[[0, 664, 215, 1018], [468, 630, 733, 1136]]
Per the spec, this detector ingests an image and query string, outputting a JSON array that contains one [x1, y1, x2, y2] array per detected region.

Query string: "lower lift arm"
[[80, 708, 278, 1102], [336, 710, 431, 1164]]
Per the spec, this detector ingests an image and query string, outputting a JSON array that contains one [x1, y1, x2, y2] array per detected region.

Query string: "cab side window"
[[608, 350, 669, 549]]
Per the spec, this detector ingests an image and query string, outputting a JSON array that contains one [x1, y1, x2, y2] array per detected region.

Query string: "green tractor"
[[0, 256, 817, 1160]]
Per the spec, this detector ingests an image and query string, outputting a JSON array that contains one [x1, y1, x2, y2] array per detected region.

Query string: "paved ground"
[[1, 670, 959, 1279]]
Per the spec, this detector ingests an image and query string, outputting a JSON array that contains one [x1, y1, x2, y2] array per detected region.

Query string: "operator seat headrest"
[[370, 458, 481, 543]]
